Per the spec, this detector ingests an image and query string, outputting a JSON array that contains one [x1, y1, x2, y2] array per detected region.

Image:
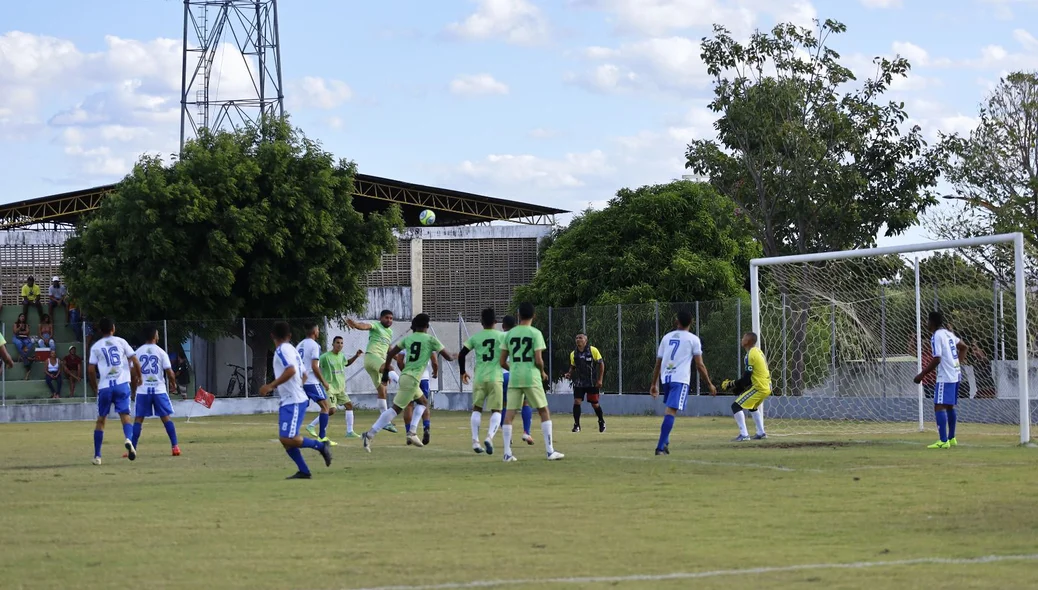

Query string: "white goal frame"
[[749, 233, 1030, 444]]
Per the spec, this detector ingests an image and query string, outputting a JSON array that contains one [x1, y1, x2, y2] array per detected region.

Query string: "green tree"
[[62, 119, 402, 382], [686, 19, 941, 392], [513, 180, 759, 308]]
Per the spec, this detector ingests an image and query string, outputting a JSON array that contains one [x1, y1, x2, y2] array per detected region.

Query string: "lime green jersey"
[[464, 329, 506, 383], [365, 323, 393, 358], [398, 332, 443, 379], [319, 351, 348, 394], [503, 324, 546, 388]]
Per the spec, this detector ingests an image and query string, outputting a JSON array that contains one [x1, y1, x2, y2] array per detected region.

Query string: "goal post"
[[749, 233, 1032, 444]]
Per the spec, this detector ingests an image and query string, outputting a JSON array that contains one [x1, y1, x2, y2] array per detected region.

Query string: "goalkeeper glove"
[[720, 379, 734, 392]]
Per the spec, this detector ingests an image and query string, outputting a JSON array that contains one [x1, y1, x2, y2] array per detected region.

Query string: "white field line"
[[340, 553, 1038, 590]]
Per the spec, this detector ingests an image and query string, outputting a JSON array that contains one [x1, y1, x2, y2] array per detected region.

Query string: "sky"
[[2, 0, 1037, 247]]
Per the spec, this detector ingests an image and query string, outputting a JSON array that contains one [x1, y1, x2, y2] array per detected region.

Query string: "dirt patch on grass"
[[751, 441, 854, 449]]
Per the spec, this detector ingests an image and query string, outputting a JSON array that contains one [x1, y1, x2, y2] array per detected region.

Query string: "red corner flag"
[[194, 387, 215, 409]]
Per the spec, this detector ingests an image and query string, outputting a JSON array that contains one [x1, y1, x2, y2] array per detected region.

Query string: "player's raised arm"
[[694, 355, 716, 395], [346, 318, 373, 331], [347, 350, 364, 366]]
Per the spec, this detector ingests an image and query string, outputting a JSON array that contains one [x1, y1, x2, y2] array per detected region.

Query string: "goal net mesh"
[[755, 248, 1037, 440]]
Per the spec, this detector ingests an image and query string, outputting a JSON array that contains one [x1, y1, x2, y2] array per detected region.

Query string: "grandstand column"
[[410, 237, 423, 315]]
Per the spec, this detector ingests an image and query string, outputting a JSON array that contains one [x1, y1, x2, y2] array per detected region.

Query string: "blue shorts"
[[420, 379, 430, 399], [278, 401, 308, 438], [98, 382, 132, 417], [663, 381, 689, 411], [304, 383, 327, 402], [935, 382, 959, 406], [135, 392, 174, 418]]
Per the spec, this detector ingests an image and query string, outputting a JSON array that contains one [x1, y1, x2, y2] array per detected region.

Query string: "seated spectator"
[[21, 276, 44, 321], [64, 345, 83, 396], [48, 277, 68, 324], [12, 314, 34, 368], [37, 315, 56, 350], [45, 350, 63, 399]]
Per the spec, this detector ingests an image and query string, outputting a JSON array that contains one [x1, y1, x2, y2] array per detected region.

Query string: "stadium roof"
[[0, 174, 566, 230]]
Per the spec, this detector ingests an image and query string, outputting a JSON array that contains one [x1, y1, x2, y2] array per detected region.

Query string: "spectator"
[[48, 277, 68, 324], [174, 353, 192, 397], [45, 350, 63, 398], [12, 313, 34, 369], [37, 314, 56, 350], [64, 345, 82, 396], [21, 276, 44, 321]]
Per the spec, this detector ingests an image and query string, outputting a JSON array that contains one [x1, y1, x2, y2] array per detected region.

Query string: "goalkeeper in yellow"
[[720, 332, 771, 441]]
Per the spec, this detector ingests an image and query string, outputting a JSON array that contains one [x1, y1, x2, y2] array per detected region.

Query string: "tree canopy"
[[686, 19, 941, 258], [513, 180, 759, 307], [61, 119, 402, 324]]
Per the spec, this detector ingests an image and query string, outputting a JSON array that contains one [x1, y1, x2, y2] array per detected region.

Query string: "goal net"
[[750, 233, 1035, 444]]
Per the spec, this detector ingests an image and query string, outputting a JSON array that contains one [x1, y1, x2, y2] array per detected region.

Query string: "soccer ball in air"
[[419, 209, 436, 226]]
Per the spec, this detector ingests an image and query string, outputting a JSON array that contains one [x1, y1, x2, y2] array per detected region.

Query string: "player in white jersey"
[[88, 318, 143, 465], [649, 310, 716, 455], [259, 321, 332, 479], [298, 321, 335, 445], [914, 310, 968, 449], [128, 327, 180, 457]]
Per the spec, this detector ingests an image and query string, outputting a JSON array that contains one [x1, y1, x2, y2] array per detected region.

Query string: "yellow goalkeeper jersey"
[[746, 347, 771, 394]]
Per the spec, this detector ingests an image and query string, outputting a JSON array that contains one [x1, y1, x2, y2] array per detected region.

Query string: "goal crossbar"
[[748, 233, 1030, 443]]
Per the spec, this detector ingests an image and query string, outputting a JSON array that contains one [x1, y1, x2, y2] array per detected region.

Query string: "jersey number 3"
[[481, 339, 497, 362]]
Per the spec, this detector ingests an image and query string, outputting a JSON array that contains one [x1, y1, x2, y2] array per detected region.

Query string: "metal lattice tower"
[[179, 0, 284, 153]]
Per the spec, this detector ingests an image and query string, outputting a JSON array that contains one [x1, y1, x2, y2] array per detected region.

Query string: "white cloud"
[[571, 0, 815, 37], [456, 150, 611, 190], [289, 76, 353, 109], [981, 0, 1038, 20], [573, 36, 708, 93], [326, 116, 345, 130], [528, 127, 559, 138], [891, 41, 930, 66], [445, 0, 550, 45], [449, 74, 510, 96], [860, 0, 902, 7]]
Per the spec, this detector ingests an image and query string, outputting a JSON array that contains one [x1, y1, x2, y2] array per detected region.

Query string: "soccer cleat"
[[319, 437, 339, 447], [124, 439, 137, 461], [383, 424, 398, 433], [547, 451, 565, 461], [319, 442, 333, 467], [949, 437, 958, 446], [503, 454, 518, 462], [406, 433, 424, 447], [752, 433, 768, 440], [172, 445, 181, 456], [473, 443, 485, 454], [306, 425, 318, 438], [522, 433, 535, 445], [345, 431, 360, 439], [286, 471, 312, 480], [92, 456, 102, 465], [731, 434, 751, 442], [599, 421, 606, 433], [572, 425, 581, 433], [361, 432, 372, 452], [927, 440, 950, 449], [422, 428, 431, 446], [484, 438, 494, 455], [663, 443, 670, 454], [655, 448, 668, 456]]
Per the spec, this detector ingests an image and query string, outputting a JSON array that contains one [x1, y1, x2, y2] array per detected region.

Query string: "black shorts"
[[573, 387, 600, 404]]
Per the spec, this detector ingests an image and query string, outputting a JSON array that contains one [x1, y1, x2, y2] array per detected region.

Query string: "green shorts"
[[393, 374, 424, 409], [327, 390, 350, 407], [364, 354, 385, 389], [506, 385, 547, 411], [472, 381, 503, 410]]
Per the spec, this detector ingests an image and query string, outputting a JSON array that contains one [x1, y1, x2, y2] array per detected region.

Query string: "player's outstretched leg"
[[363, 405, 400, 452], [521, 403, 534, 445], [536, 405, 564, 461], [161, 416, 180, 455], [132, 420, 143, 450], [731, 402, 750, 442], [470, 407, 484, 453], [656, 410, 675, 455], [307, 415, 320, 438], [484, 410, 501, 455], [344, 402, 358, 438], [501, 409, 517, 462], [408, 404, 426, 447]]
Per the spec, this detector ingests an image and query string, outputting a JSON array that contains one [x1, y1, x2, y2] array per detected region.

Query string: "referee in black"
[[564, 332, 606, 433]]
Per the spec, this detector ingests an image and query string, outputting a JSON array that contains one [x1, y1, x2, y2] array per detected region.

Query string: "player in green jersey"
[[459, 307, 506, 455], [347, 310, 399, 433], [362, 313, 455, 450], [308, 336, 363, 439], [498, 303, 564, 462]]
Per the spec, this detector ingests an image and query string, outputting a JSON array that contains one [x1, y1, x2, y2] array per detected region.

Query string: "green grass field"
[[2, 411, 1037, 590]]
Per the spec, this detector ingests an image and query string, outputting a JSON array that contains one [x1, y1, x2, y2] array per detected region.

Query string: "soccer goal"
[[749, 233, 1034, 444]]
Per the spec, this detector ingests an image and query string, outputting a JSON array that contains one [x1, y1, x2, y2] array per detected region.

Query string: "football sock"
[[573, 404, 581, 427], [368, 408, 398, 438], [541, 420, 555, 454], [487, 411, 502, 440], [423, 418, 430, 431], [470, 411, 481, 442], [657, 415, 675, 451], [122, 422, 133, 442], [935, 409, 948, 442], [734, 411, 749, 437], [93, 429, 103, 457], [410, 405, 426, 434], [947, 408, 957, 439], [521, 406, 533, 434], [132, 422, 143, 447], [751, 410, 765, 435], [377, 398, 388, 412], [164, 420, 178, 446], [502, 424, 513, 457], [319, 413, 329, 439], [345, 410, 355, 433], [286, 447, 310, 475], [309, 415, 320, 429], [594, 405, 604, 422], [301, 437, 325, 452]]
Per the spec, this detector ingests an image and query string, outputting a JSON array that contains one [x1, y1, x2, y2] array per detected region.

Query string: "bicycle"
[[226, 363, 254, 397]]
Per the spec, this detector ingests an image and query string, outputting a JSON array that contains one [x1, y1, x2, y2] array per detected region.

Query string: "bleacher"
[[1, 301, 85, 403]]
